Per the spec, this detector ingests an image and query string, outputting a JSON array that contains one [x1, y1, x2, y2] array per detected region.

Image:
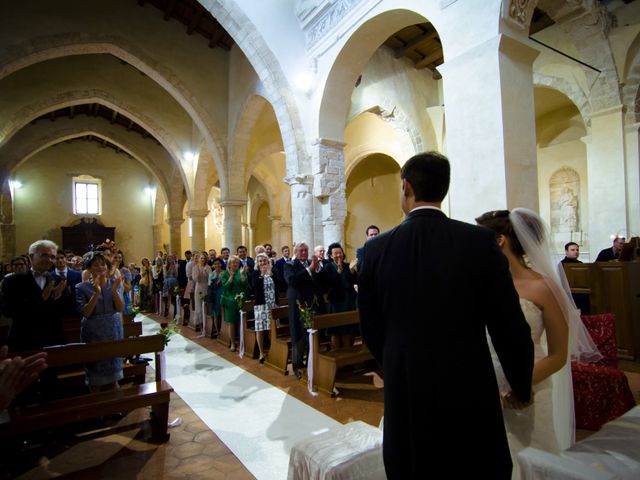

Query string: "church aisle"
[[141, 315, 342, 480]]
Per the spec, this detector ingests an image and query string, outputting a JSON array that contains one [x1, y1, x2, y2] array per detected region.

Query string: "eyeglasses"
[[33, 252, 56, 260]]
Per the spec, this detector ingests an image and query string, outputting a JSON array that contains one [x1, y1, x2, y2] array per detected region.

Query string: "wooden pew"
[[264, 306, 290, 374], [240, 301, 258, 359], [1, 334, 173, 442], [60, 317, 147, 385], [310, 311, 373, 396]]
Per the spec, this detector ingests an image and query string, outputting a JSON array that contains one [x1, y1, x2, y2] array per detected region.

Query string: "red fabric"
[[580, 313, 618, 368], [571, 313, 636, 430]]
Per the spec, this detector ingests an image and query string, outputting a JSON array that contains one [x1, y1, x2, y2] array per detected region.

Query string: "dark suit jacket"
[[358, 208, 533, 479], [274, 257, 290, 286], [595, 247, 618, 262], [1, 271, 66, 351], [177, 259, 188, 288], [51, 268, 82, 319], [283, 259, 326, 343], [250, 270, 281, 306]]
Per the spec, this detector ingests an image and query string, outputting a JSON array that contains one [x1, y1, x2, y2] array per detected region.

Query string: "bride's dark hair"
[[475, 209, 544, 258]]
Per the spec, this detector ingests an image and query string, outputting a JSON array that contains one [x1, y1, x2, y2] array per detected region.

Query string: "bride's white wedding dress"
[[491, 298, 567, 478]]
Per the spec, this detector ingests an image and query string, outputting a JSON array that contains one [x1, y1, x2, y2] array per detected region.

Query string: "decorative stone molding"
[[502, 0, 537, 31], [365, 103, 421, 159], [533, 73, 592, 128], [296, 0, 383, 56], [188, 209, 210, 219]]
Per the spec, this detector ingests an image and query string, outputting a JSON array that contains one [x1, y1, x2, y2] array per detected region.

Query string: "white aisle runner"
[[142, 316, 340, 480]]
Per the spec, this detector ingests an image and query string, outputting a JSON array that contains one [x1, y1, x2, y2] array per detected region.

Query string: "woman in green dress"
[[221, 255, 249, 351]]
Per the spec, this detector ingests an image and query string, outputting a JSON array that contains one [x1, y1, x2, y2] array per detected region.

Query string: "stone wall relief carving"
[[550, 167, 581, 235]]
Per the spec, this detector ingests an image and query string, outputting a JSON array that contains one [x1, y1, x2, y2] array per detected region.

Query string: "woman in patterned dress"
[[251, 253, 280, 363], [76, 251, 124, 392]]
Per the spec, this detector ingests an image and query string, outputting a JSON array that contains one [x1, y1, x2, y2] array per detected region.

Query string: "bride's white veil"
[[510, 208, 602, 448]]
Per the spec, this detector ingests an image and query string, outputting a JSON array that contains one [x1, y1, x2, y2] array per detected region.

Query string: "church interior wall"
[[13, 140, 154, 263], [345, 152, 402, 261]]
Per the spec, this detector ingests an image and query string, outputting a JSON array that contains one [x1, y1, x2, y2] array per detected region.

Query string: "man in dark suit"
[[358, 152, 534, 479], [1, 240, 68, 351], [177, 250, 192, 323], [560, 241, 582, 264], [354, 224, 379, 273], [284, 242, 326, 380], [595, 237, 624, 262], [237, 245, 254, 271], [51, 252, 82, 320], [274, 245, 291, 285]]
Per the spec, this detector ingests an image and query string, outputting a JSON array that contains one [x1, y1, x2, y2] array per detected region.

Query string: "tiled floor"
[[2, 313, 639, 479]]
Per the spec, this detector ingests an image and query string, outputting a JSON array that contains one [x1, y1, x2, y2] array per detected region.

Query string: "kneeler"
[[571, 313, 636, 430]]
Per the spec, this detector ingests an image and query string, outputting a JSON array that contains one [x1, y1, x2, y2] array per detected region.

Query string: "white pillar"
[[285, 176, 315, 246], [624, 122, 640, 237], [584, 105, 629, 259], [220, 200, 245, 250], [311, 138, 347, 246], [189, 209, 209, 252], [440, 33, 539, 222], [269, 215, 282, 249], [166, 218, 183, 256], [280, 222, 292, 249]]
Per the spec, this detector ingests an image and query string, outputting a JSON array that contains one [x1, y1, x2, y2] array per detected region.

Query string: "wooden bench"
[[240, 301, 258, 359], [61, 317, 147, 386], [310, 311, 374, 396], [1, 334, 173, 442], [264, 306, 291, 374]]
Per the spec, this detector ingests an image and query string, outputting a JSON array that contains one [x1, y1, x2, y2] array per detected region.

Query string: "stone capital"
[[312, 138, 346, 150], [188, 209, 209, 219], [284, 174, 314, 187], [268, 215, 282, 221], [166, 217, 184, 227], [219, 200, 247, 208]]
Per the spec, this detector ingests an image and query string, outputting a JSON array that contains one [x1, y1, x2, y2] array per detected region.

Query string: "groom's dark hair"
[[401, 151, 450, 202]]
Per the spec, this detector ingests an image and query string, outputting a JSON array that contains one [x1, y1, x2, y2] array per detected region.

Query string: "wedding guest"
[[284, 242, 326, 380], [0, 345, 47, 411], [324, 242, 358, 349], [192, 253, 211, 337], [251, 253, 280, 364], [354, 225, 380, 273], [162, 254, 179, 318], [1, 240, 67, 351], [595, 237, 624, 262], [113, 251, 132, 315], [221, 256, 249, 352], [274, 245, 291, 285], [207, 257, 224, 338], [560, 242, 581, 264], [76, 251, 124, 392], [51, 252, 82, 320], [138, 257, 154, 312]]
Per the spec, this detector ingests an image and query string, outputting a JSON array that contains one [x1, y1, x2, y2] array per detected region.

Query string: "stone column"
[[167, 217, 183, 255], [220, 200, 245, 250], [247, 223, 255, 252], [310, 138, 347, 246], [624, 122, 640, 237], [280, 222, 292, 248], [189, 209, 209, 252], [0, 223, 16, 263], [285, 176, 315, 246], [269, 215, 282, 248], [152, 224, 164, 255], [439, 33, 539, 222], [583, 105, 629, 259]]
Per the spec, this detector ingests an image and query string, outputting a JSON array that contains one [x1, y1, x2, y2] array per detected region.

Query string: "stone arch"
[[0, 34, 227, 196], [0, 119, 174, 208], [622, 32, 640, 123], [533, 74, 592, 130], [0, 89, 188, 186], [203, 1, 308, 177], [319, 8, 436, 142], [228, 94, 280, 197], [244, 143, 283, 192]]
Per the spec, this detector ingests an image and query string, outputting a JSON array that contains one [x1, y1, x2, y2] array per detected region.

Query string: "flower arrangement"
[[297, 300, 315, 329], [159, 322, 180, 346], [130, 305, 140, 318], [172, 286, 181, 297], [234, 292, 245, 309]]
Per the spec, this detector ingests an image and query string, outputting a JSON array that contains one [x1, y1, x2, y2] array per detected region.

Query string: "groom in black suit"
[[358, 152, 534, 479]]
